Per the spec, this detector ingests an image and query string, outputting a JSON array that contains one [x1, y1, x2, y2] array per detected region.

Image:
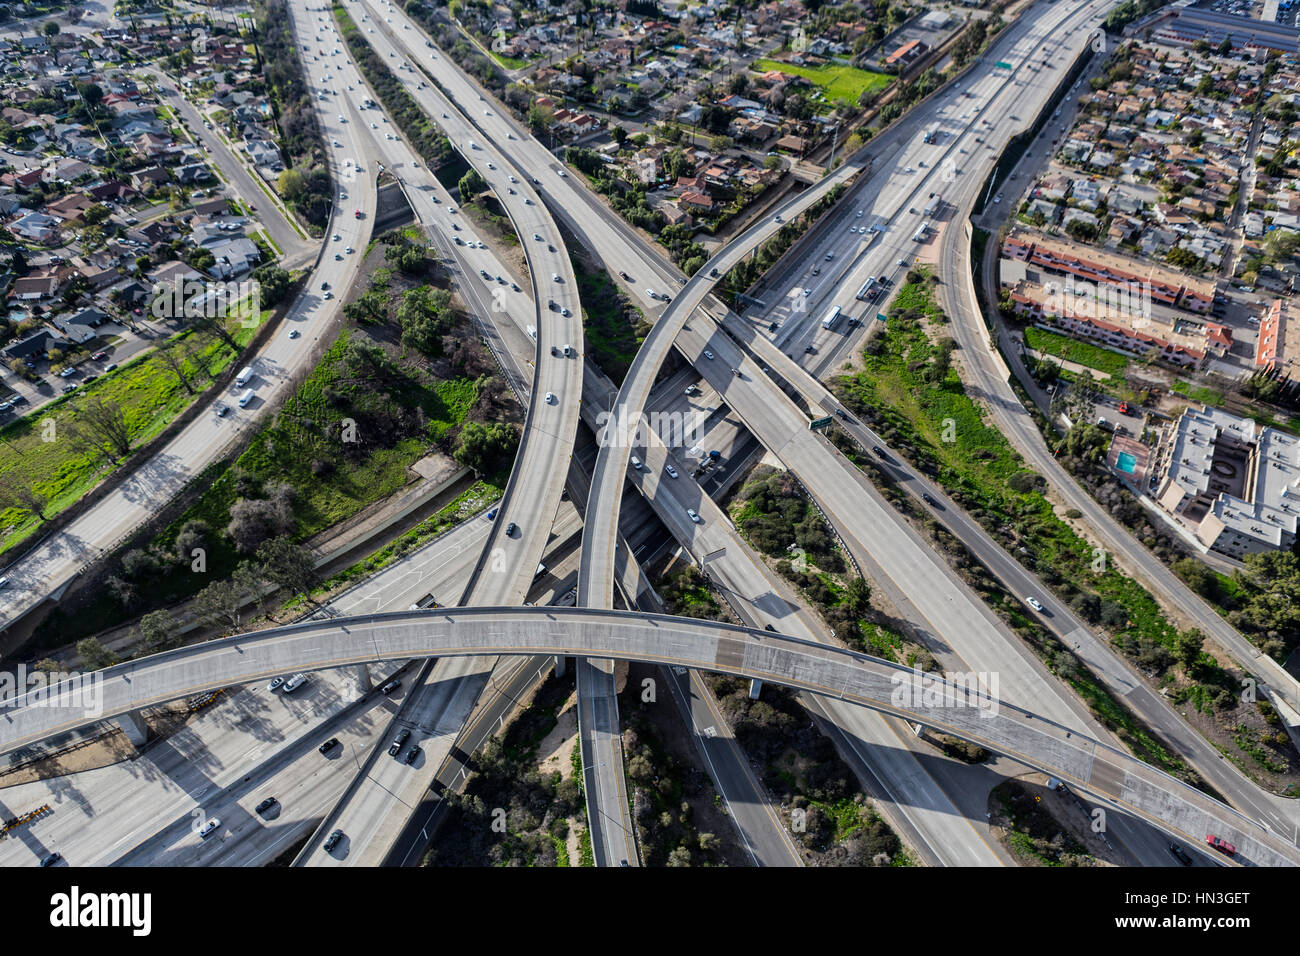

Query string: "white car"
[[552, 273, 561, 283], [703, 350, 714, 360], [332, 139, 341, 147], [544, 391, 556, 405], [198, 818, 220, 838], [687, 509, 701, 524], [630, 456, 643, 471], [665, 464, 679, 479], [994, 194, 1002, 204], [1026, 596, 1044, 612], [333, 234, 341, 242]]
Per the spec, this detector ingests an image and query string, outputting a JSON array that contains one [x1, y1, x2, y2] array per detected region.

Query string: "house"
[[679, 191, 716, 214], [1, 329, 67, 363], [130, 166, 171, 191], [10, 212, 61, 243]]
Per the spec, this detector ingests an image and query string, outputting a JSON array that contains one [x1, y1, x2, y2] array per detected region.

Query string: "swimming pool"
[[1116, 451, 1138, 474]]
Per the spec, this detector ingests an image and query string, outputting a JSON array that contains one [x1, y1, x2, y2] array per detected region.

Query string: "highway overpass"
[[3, 607, 1296, 866]]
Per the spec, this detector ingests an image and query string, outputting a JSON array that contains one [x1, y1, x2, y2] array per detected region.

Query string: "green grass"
[[1171, 378, 1225, 407], [753, 58, 891, 107], [1024, 326, 1129, 376], [0, 319, 261, 557]]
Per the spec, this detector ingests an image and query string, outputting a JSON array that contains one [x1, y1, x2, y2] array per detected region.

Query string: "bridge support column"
[[114, 710, 148, 748], [554, 656, 567, 678], [349, 665, 372, 696], [748, 678, 763, 700]]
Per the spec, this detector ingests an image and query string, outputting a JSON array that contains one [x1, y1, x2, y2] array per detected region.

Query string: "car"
[[333, 233, 341, 241], [255, 797, 278, 815], [533, 233, 542, 241], [41, 853, 62, 867], [91, 350, 107, 361], [703, 350, 714, 360], [1118, 401, 1131, 415], [323, 829, 343, 852], [404, 744, 419, 764], [773, 215, 783, 223], [335, 253, 343, 260], [804, 345, 816, 355], [1206, 834, 1235, 856], [619, 271, 630, 280], [380, 677, 402, 694], [319, 737, 340, 754], [332, 139, 341, 147], [685, 385, 700, 395], [1167, 843, 1193, 866], [630, 455, 643, 471], [994, 194, 1002, 204], [288, 329, 301, 339], [1026, 596, 1044, 612], [58, 367, 76, 378], [198, 817, 220, 838], [216, 403, 229, 417], [871, 445, 887, 459], [921, 492, 937, 506], [665, 464, 678, 479], [103, 363, 117, 372], [552, 273, 561, 283], [897, 258, 907, 267], [560, 307, 571, 317], [389, 730, 411, 756], [505, 522, 518, 536], [345, 246, 353, 254], [545, 391, 556, 405], [268, 676, 285, 692], [686, 508, 701, 523]]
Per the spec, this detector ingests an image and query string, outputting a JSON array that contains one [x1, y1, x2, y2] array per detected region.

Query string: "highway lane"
[[283, 0, 587, 867], [6, 607, 1295, 865], [334, 0, 640, 865], [0, 11, 380, 638], [361, 0, 1113, 866]]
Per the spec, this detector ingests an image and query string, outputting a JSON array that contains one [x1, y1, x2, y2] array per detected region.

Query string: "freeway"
[[279, 0, 585, 867], [0, 22, 379, 640], [323, 0, 640, 865], [5, 607, 1296, 866], [347, 0, 1165, 866]]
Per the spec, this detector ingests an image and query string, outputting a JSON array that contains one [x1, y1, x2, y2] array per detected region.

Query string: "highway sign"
[[995, 60, 1013, 70], [701, 547, 728, 566], [809, 416, 834, 431], [877, 313, 887, 323]]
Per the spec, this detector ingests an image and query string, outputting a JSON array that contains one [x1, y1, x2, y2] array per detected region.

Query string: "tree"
[[42, 19, 59, 37], [453, 421, 518, 475], [83, 203, 110, 225], [458, 168, 487, 201], [77, 637, 117, 670], [193, 563, 262, 634], [844, 577, 871, 619], [1173, 629, 1205, 671], [278, 168, 306, 200], [76, 82, 103, 109], [227, 484, 296, 553], [708, 134, 733, 153], [253, 264, 292, 307], [610, 124, 628, 147], [157, 338, 195, 394], [73, 396, 132, 462], [255, 535, 317, 600], [138, 610, 181, 655], [0, 474, 48, 522]]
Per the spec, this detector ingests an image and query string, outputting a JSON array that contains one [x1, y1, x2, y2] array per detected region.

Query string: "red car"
[[1118, 401, 1131, 415], [354, 208, 363, 219], [91, 350, 107, 361], [1206, 834, 1235, 856]]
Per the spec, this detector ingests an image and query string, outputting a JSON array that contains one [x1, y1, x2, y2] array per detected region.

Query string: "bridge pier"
[[748, 678, 763, 700], [349, 665, 372, 696], [114, 710, 148, 748], [554, 656, 567, 678]]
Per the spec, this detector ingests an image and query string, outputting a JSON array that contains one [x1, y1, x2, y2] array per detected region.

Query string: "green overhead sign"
[[809, 416, 834, 431], [995, 60, 1013, 70]]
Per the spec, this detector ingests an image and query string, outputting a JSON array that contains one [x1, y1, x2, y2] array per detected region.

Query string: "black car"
[[319, 737, 340, 755], [768, 321, 779, 332], [388, 729, 411, 757], [404, 744, 419, 764], [551, 346, 559, 356], [255, 797, 278, 815], [805, 345, 816, 354], [40, 852, 61, 867], [380, 677, 402, 695], [872, 445, 887, 458], [323, 829, 343, 852], [505, 522, 518, 536], [764, 624, 776, 632], [1168, 843, 1193, 866], [921, 492, 937, 506]]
